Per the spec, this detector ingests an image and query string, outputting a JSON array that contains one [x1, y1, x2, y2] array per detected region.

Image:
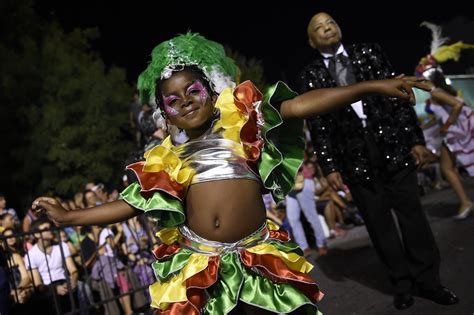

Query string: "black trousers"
[[348, 131, 441, 293]]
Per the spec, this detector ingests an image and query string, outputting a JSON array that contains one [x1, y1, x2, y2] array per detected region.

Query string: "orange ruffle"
[[127, 162, 185, 200]]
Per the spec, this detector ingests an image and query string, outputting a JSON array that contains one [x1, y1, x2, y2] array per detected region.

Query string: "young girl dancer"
[[33, 33, 428, 314]]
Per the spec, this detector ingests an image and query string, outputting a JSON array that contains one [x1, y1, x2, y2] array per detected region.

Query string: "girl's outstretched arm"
[[280, 76, 430, 119], [32, 197, 141, 226]]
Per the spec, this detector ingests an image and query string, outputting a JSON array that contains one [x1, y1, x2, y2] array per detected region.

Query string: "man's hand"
[[326, 172, 345, 191], [410, 145, 437, 168]]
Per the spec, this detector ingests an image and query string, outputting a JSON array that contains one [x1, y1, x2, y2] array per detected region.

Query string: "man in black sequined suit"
[[299, 12, 459, 310]]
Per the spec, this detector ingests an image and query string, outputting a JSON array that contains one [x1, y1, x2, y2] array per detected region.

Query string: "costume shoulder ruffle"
[[259, 81, 305, 201], [214, 80, 305, 201]]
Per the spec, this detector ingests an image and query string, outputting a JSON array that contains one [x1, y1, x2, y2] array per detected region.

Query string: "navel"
[[214, 218, 220, 228]]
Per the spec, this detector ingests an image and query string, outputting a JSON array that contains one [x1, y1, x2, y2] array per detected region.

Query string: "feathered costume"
[[416, 23, 474, 175], [120, 33, 323, 314]]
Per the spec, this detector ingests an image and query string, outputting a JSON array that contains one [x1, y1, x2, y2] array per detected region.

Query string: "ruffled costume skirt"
[[425, 102, 474, 175], [149, 220, 323, 314]]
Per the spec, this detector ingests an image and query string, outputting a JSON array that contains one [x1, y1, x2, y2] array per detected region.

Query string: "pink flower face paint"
[[186, 80, 209, 104], [161, 80, 209, 117], [162, 95, 180, 117]]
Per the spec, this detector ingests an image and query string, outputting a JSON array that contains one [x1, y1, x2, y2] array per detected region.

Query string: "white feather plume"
[[420, 21, 449, 55]]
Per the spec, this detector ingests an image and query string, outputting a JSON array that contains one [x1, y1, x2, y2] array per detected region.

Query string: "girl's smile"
[[160, 69, 217, 139]]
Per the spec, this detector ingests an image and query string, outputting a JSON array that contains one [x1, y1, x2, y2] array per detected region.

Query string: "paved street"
[[310, 178, 474, 315]]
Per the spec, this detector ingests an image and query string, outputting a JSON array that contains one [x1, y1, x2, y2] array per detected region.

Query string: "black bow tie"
[[324, 53, 349, 65]]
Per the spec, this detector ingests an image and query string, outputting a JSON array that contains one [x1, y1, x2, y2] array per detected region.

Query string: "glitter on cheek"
[[164, 104, 180, 116], [162, 95, 180, 116], [187, 80, 209, 104]]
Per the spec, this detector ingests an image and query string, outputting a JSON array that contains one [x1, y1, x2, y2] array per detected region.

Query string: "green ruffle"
[[204, 252, 318, 315], [120, 182, 185, 228], [151, 248, 193, 282], [149, 244, 319, 314], [259, 81, 305, 202], [239, 263, 319, 315], [267, 239, 303, 256], [205, 252, 243, 315]]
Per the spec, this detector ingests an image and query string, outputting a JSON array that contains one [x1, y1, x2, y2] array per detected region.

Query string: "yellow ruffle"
[[266, 219, 280, 231], [143, 136, 195, 186], [213, 88, 248, 156], [246, 243, 314, 273], [150, 253, 210, 310], [156, 227, 180, 245]]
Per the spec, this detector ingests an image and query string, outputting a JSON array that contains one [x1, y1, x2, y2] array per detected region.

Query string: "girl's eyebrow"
[[186, 80, 208, 94], [163, 80, 196, 97]]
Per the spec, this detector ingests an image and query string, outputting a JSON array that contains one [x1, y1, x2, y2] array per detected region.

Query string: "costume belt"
[[178, 222, 269, 255]]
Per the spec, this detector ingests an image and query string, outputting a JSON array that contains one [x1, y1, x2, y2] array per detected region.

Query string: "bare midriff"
[[185, 179, 267, 243]]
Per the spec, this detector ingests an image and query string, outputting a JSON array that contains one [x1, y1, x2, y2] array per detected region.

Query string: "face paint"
[[162, 94, 180, 116], [186, 80, 209, 104], [162, 80, 209, 117]]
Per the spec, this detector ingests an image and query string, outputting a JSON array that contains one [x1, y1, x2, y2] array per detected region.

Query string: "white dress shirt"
[[321, 45, 367, 127]]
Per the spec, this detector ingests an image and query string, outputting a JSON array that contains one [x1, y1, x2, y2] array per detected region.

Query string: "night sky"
[[36, 1, 473, 88]]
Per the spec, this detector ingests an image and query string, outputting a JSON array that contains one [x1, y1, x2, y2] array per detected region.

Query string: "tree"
[[0, 0, 132, 209]]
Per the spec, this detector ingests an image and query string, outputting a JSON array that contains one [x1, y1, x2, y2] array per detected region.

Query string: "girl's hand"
[[32, 197, 69, 225], [374, 76, 431, 104]]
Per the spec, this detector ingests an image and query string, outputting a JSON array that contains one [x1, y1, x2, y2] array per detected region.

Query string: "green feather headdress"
[[137, 32, 240, 104]]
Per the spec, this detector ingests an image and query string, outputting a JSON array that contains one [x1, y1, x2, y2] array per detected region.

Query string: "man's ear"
[[308, 38, 316, 49], [211, 94, 218, 103]]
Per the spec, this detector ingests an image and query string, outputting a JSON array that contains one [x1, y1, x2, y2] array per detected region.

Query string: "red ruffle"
[[239, 250, 322, 303], [127, 161, 185, 200], [269, 229, 290, 242], [234, 81, 265, 164], [234, 80, 263, 113], [152, 243, 181, 260], [155, 256, 220, 315]]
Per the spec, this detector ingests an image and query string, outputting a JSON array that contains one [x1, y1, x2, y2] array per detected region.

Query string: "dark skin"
[[32, 70, 429, 244]]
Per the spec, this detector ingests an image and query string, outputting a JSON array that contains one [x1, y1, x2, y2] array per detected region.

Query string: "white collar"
[[320, 44, 347, 59]]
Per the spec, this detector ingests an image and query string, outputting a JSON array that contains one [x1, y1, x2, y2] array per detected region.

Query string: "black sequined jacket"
[[299, 43, 425, 184]]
